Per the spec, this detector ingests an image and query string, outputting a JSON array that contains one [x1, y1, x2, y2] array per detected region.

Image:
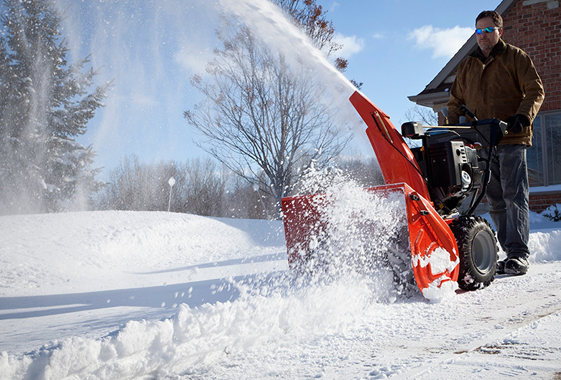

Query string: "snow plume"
[[222, 0, 372, 154], [53, 0, 369, 175], [218, 0, 353, 91], [217, 0, 366, 141], [289, 167, 414, 300]]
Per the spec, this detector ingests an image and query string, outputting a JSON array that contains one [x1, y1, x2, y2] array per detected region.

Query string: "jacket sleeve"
[[515, 51, 545, 123]]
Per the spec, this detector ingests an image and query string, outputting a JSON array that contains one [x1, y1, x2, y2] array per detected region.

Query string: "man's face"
[[476, 17, 502, 54]]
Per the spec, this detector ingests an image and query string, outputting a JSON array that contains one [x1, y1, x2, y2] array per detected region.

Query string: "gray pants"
[[486, 144, 530, 259]]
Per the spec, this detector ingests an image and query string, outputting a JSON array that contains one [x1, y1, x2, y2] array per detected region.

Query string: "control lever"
[[460, 105, 478, 121]]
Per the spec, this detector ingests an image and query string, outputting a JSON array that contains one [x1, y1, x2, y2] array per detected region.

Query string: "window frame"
[[531, 110, 561, 187]]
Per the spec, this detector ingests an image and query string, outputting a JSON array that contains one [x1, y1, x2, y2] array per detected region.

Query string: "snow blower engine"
[[281, 91, 507, 299]]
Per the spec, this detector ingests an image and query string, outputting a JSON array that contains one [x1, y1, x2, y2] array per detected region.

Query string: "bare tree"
[[185, 21, 351, 218], [272, 0, 346, 70], [223, 176, 274, 219], [404, 106, 438, 126], [336, 156, 384, 187], [95, 156, 228, 216], [182, 158, 226, 216], [99, 156, 166, 211]]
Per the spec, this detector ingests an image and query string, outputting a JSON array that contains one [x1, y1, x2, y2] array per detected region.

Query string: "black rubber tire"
[[450, 215, 498, 290]]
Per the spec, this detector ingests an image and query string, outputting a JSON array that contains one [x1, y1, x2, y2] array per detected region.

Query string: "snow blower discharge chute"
[[281, 91, 507, 299]]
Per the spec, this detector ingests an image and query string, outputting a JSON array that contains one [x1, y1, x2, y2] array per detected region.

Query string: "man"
[[447, 10, 545, 275]]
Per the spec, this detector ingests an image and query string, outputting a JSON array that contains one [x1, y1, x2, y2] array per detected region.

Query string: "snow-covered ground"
[[1, 207, 561, 379]]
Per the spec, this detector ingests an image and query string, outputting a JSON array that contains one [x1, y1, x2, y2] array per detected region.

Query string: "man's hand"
[[506, 115, 530, 134]]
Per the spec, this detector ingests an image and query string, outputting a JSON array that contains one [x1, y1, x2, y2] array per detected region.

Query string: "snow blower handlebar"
[[400, 110, 507, 217], [462, 117, 507, 215]]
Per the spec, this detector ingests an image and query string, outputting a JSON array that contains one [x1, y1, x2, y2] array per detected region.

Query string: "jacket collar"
[[470, 38, 507, 62]]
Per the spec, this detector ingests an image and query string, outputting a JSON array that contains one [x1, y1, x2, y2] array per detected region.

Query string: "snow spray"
[[51, 0, 411, 295], [53, 0, 369, 173]]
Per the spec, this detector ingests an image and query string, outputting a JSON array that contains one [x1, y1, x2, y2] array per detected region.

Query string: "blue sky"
[[328, 0, 502, 126], [11, 0, 502, 176]]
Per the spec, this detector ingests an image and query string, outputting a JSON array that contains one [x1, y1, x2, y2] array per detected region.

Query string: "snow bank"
[[0, 211, 285, 296], [0, 272, 395, 379], [483, 210, 561, 262], [1, 207, 560, 379], [529, 229, 561, 262]]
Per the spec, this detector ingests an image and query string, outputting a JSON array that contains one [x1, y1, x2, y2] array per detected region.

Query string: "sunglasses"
[[476, 27, 501, 34]]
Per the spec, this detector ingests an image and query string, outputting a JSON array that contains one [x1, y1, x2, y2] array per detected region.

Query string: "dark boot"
[[496, 259, 506, 274], [504, 257, 529, 275]]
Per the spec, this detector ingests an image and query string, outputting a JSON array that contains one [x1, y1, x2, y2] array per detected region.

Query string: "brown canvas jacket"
[[448, 39, 545, 146]]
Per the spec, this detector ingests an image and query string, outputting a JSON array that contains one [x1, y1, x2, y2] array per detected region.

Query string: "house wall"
[[530, 191, 561, 212], [502, 0, 561, 212], [502, 0, 561, 113], [468, 193, 560, 214]]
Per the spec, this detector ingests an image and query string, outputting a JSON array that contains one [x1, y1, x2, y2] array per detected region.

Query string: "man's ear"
[[498, 28, 503, 38]]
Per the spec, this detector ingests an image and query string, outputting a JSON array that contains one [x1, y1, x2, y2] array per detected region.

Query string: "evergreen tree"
[[0, 0, 109, 214]]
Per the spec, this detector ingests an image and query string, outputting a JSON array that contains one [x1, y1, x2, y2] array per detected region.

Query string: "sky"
[[327, 0, 503, 122], [5, 0, 503, 178]]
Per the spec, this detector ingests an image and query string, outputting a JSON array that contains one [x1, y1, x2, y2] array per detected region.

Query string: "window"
[[528, 111, 561, 186], [545, 113, 561, 185], [528, 116, 544, 186]]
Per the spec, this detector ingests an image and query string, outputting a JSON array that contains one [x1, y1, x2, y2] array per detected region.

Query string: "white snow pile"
[[1, 202, 561, 379]]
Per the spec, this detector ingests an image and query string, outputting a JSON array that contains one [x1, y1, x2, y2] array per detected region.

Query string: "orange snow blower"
[[281, 91, 507, 298]]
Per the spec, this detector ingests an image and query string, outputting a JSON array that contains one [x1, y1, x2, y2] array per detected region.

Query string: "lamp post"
[[168, 176, 175, 212]]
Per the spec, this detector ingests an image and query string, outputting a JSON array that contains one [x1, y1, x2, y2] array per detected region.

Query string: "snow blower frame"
[[281, 91, 507, 297]]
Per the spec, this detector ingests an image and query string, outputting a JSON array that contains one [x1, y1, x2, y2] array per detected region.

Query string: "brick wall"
[[502, 0, 561, 113], [473, 193, 560, 213], [530, 192, 561, 212], [502, 1, 561, 212]]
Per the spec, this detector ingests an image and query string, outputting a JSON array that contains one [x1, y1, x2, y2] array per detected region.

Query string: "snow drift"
[[1, 210, 561, 379]]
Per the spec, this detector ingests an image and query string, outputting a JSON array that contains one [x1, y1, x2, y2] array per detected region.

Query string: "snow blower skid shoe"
[[281, 91, 507, 300]]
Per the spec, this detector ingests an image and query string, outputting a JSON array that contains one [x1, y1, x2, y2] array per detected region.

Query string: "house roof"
[[408, 0, 519, 110]]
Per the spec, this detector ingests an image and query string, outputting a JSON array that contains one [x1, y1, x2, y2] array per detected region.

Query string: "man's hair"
[[476, 10, 503, 28]]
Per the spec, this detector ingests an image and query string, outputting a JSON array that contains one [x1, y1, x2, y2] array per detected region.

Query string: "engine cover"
[[429, 140, 477, 189]]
